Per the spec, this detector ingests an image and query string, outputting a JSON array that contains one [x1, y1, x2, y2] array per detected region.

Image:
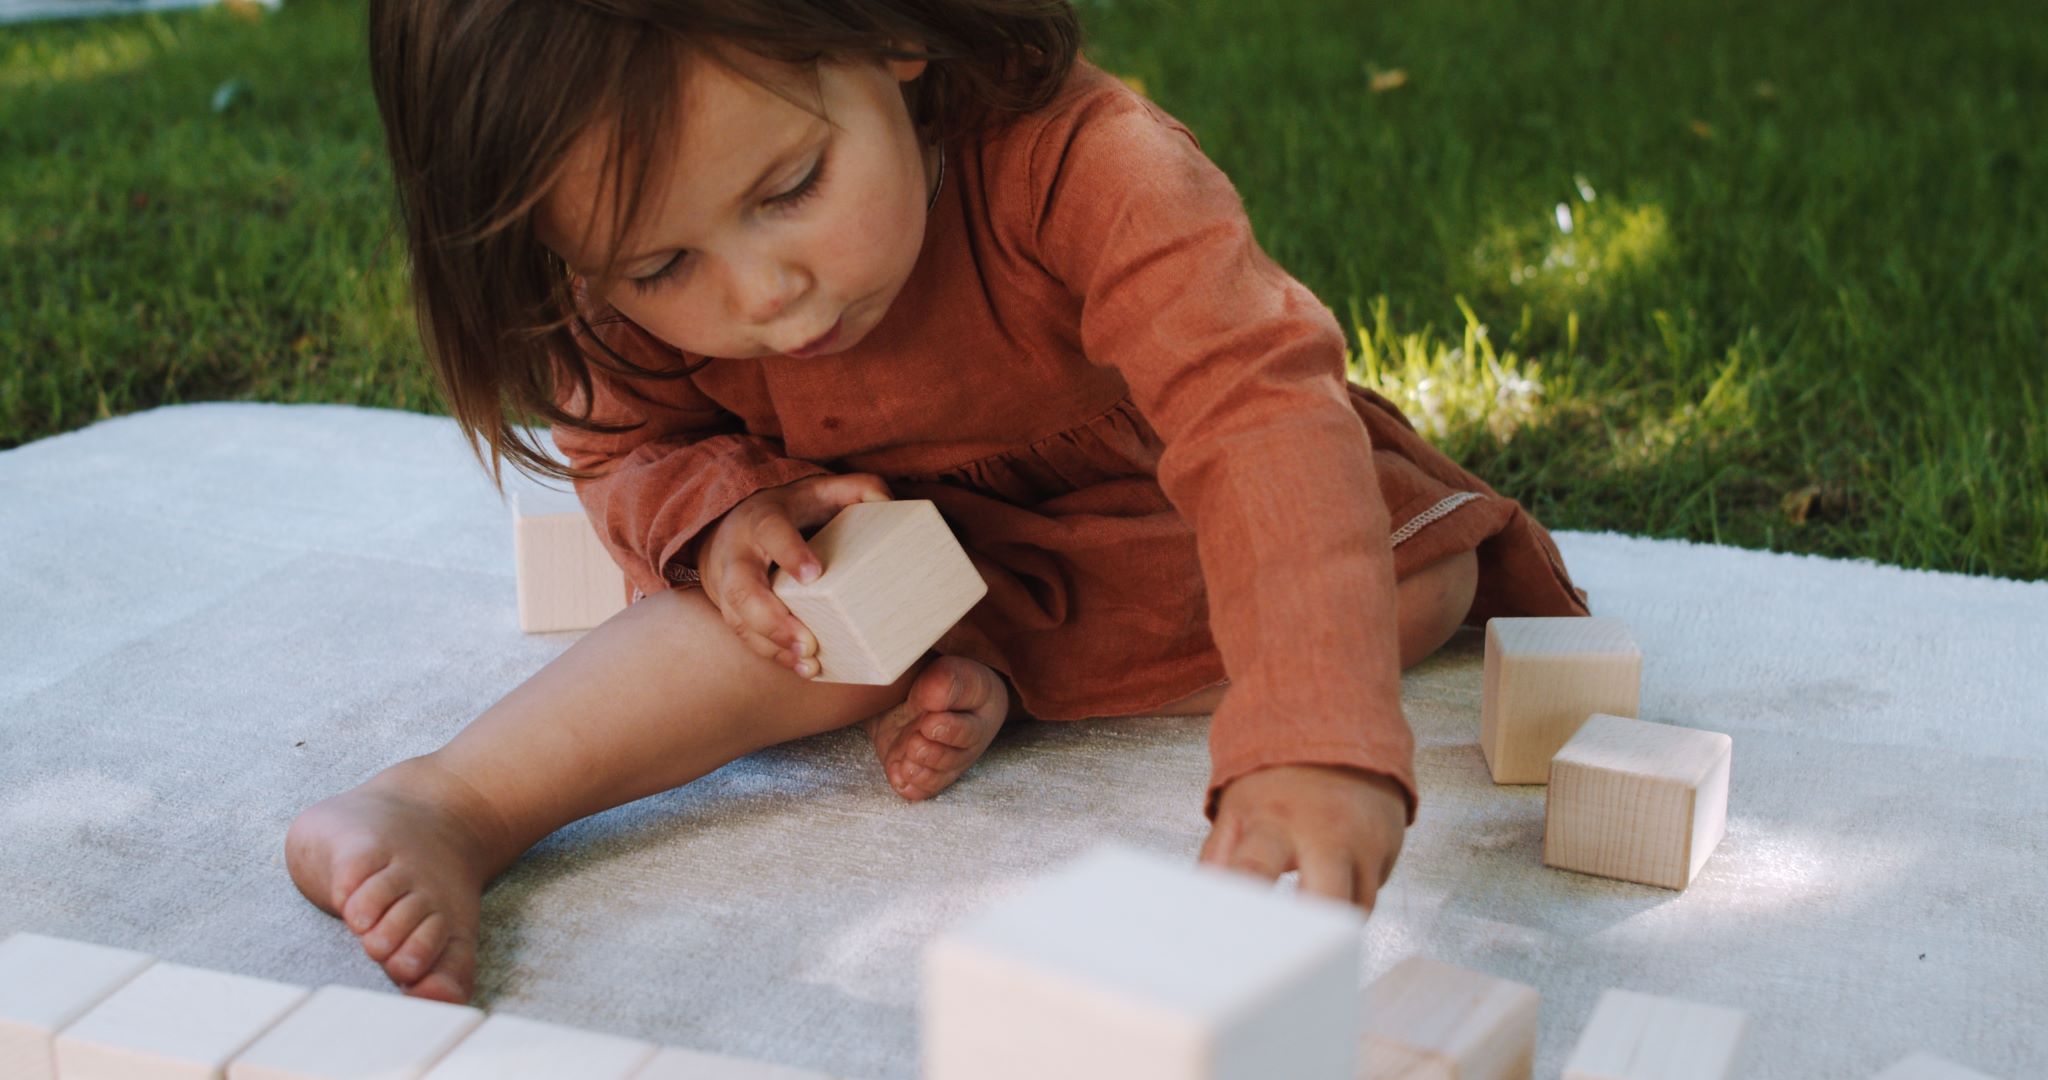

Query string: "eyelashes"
[[627, 151, 831, 295]]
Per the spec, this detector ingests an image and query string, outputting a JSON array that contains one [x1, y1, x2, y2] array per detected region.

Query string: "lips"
[[787, 316, 843, 358]]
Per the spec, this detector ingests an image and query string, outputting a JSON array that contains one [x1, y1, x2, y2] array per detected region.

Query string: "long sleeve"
[[1018, 90, 1418, 823], [548, 313, 829, 601]]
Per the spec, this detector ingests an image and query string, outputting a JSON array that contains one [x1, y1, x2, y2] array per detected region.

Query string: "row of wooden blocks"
[[512, 488, 987, 688], [1485, 617, 1734, 891], [0, 931, 834, 1079], [933, 844, 1994, 1079], [5, 842, 1998, 1078]]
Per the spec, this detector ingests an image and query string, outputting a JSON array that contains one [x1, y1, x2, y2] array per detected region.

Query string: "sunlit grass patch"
[[1346, 295, 1559, 452], [1468, 186, 1674, 327]]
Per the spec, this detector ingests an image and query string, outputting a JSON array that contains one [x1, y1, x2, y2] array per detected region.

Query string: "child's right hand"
[[697, 473, 893, 678]]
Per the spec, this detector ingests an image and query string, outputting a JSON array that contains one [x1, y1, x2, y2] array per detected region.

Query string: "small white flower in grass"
[[1574, 174, 1597, 202], [1555, 202, 1574, 234]]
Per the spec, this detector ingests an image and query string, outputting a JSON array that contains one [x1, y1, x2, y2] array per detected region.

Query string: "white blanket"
[[2, 403, 2040, 1078]]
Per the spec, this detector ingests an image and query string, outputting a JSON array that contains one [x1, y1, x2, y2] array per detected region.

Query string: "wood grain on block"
[[1544, 714, 1733, 890], [1359, 955, 1538, 1079], [1481, 617, 1642, 784], [0, 932, 155, 1080], [770, 500, 987, 684], [628, 1044, 838, 1078], [1871, 1052, 2001, 1080], [1562, 989, 1746, 1080], [420, 1013, 657, 1079], [226, 984, 484, 1080], [54, 962, 309, 1080], [923, 842, 1363, 1080], [510, 483, 629, 634]]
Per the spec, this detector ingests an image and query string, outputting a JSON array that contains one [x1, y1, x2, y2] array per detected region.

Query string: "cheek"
[[606, 290, 713, 354], [828, 158, 926, 280]]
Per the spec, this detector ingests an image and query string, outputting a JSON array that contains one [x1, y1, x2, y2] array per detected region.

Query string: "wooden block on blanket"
[[1359, 955, 1539, 1079], [510, 481, 630, 634], [922, 842, 1363, 1080], [420, 1013, 657, 1079], [0, 932, 156, 1080], [1481, 617, 1642, 784], [1870, 1053, 2001, 1080], [628, 1045, 839, 1078], [227, 984, 484, 1079], [770, 499, 987, 684], [54, 962, 309, 1080], [1562, 989, 1747, 1080], [1544, 713, 1732, 890]]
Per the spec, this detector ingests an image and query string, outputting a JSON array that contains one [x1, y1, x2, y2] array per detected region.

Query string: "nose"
[[727, 250, 808, 325]]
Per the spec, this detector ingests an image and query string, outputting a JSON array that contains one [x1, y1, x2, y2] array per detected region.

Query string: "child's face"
[[538, 49, 939, 361]]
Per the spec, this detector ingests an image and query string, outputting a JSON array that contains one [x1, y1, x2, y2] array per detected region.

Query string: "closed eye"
[[627, 152, 830, 295]]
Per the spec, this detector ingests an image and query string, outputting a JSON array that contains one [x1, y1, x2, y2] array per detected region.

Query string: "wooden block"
[[420, 1013, 657, 1079], [1481, 617, 1642, 784], [1359, 955, 1538, 1080], [1544, 714, 1733, 890], [770, 500, 987, 685], [510, 481, 630, 633], [1562, 989, 1746, 1080], [1871, 1052, 2000, 1080], [628, 1045, 838, 1078], [0, 932, 155, 1080], [227, 984, 484, 1079], [923, 842, 1363, 1080], [54, 962, 309, 1080]]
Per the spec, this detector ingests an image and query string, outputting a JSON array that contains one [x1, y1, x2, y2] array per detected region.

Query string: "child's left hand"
[[1199, 764, 1408, 915]]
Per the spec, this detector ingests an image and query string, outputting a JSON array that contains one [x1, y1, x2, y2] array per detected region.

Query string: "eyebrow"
[[596, 119, 825, 274]]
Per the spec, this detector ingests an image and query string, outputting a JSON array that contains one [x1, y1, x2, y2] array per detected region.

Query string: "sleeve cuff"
[[1204, 742, 1420, 826]]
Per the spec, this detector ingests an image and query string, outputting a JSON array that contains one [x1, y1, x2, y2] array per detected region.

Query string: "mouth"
[[785, 315, 844, 358]]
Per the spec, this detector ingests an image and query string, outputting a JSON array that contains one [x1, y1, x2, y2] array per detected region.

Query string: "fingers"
[[786, 472, 892, 528], [697, 472, 895, 679], [1200, 816, 1368, 911], [1201, 818, 1296, 882], [717, 563, 817, 676], [705, 506, 822, 676]]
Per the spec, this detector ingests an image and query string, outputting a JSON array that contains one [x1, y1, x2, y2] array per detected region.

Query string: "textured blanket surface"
[[2, 402, 2042, 1078]]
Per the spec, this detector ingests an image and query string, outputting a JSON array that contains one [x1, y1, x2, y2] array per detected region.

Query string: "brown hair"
[[367, 0, 1081, 489]]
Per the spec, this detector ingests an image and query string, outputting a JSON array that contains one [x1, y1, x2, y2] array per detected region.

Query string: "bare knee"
[[1395, 548, 1478, 669]]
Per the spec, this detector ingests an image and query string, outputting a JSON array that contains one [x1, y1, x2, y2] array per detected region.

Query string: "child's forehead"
[[540, 53, 835, 267]]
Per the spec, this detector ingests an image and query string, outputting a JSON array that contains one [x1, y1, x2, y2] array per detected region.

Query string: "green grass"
[[4, 0, 2044, 580]]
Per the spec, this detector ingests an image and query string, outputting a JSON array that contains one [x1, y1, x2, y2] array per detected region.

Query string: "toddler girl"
[[286, 0, 1588, 1005]]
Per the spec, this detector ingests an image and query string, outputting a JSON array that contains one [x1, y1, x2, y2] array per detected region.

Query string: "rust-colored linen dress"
[[550, 56, 1588, 822]]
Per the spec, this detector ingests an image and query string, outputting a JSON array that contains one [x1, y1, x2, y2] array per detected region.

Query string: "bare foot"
[[860, 655, 1011, 801], [283, 755, 518, 1003]]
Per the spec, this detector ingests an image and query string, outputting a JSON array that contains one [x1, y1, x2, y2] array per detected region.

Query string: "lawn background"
[[3, 0, 2043, 580]]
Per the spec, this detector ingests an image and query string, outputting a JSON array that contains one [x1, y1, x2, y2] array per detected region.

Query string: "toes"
[[909, 657, 973, 715], [385, 910, 449, 986], [407, 935, 477, 1004], [361, 890, 430, 963], [325, 846, 391, 914], [340, 866, 409, 937], [906, 730, 972, 770], [917, 714, 970, 749]]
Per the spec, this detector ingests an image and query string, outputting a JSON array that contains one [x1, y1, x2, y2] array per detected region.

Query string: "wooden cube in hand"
[[770, 499, 988, 685]]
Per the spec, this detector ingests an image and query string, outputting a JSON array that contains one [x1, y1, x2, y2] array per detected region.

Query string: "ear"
[[885, 41, 929, 83]]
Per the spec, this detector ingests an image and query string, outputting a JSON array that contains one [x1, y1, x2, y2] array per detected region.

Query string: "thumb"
[[787, 473, 892, 529]]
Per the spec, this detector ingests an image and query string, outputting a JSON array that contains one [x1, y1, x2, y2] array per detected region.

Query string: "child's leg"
[[1148, 547, 1483, 718], [284, 586, 917, 1003]]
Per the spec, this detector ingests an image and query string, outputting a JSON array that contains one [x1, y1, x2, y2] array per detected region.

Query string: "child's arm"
[[1011, 82, 1416, 906], [547, 309, 832, 603]]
